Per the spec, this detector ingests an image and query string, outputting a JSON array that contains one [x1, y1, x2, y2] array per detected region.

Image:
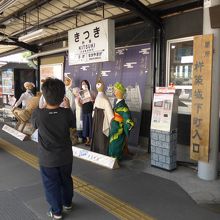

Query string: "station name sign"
[[68, 19, 115, 65]]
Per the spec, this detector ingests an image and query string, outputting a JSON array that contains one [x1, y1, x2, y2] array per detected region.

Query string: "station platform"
[[0, 123, 220, 220]]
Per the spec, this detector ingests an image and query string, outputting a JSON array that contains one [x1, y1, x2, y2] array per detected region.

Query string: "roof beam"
[[99, 0, 162, 28], [152, 0, 203, 17], [10, 38, 38, 53], [0, 32, 38, 52], [0, 0, 53, 25], [0, 47, 25, 57], [11, 2, 103, 38], [0, 41, 17, 45]]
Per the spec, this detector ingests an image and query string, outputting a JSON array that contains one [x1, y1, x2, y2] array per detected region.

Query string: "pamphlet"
[[79, 89, 92, 104]]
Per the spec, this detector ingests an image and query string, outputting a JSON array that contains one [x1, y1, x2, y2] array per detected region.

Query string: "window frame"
[[166, 36, 196, 115], [166, 36, 194, 89]]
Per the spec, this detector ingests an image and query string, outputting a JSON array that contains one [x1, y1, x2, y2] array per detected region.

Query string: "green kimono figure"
[[108, 82, 134, 160]]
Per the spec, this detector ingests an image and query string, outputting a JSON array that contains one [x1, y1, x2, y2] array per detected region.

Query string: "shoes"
[[63, 204, 73, 212], [47, 211, 62, 220]]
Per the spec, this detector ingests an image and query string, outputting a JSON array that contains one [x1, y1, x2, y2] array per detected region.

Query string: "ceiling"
[[0, 0, 166, 55], [0, 0, 203, 56]]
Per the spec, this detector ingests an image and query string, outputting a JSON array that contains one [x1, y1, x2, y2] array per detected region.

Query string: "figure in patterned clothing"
[[108, 82, 134, 160]]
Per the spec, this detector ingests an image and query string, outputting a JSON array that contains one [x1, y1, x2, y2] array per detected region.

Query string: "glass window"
[[166, 37, 194, 114], [40, 63, 63, 82], [2, 69, 14, 95], [168, 39, 193, 86]]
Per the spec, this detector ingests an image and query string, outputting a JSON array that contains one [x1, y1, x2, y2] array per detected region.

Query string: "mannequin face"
[[96, 82, 104, 92], [24, 84, 34, 90], [72, 87, 79, 96], [64, 77, 72, 87], [114, 88, 124, 99]]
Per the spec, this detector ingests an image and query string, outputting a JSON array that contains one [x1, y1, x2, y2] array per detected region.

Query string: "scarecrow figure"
[[108, 82, 134, 160]]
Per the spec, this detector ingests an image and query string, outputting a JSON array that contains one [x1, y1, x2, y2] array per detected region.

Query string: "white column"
[[198, 0, 220, 180]]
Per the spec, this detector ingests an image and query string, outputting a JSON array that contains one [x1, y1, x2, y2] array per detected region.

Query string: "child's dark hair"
[[42, 78, 65, 106]]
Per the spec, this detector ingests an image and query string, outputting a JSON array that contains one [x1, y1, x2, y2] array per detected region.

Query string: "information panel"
[[151, 93, 174, 132]]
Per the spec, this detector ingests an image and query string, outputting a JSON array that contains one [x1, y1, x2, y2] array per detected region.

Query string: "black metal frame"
[[0, 0, 203, 57]]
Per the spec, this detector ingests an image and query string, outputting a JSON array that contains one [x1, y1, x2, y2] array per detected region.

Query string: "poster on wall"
[[68, 19, 115, 65], [40, 63, 63, 82], [65, 43, 151, 145], [2, 69, 14, 95]]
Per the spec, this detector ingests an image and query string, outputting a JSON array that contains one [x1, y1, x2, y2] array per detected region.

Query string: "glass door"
[[166, 37, 194, 114]]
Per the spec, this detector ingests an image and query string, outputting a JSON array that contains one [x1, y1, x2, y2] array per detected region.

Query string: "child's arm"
[[68, 109, 76, 128]]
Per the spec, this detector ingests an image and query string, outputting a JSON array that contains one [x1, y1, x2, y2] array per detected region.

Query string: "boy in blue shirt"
[[31, 78, 76, 220]]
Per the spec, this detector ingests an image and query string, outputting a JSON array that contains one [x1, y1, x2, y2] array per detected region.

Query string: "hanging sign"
[[68, 19, 115, 65], [190, 34, 213, 162]]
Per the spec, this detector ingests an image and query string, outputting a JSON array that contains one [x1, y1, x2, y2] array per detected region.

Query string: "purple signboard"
[[65, 43, 151, 146]]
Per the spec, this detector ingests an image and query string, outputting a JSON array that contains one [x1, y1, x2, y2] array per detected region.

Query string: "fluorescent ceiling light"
[[0, 61, 7, 67], [0, 53, 28, 63], [19, 28, 46, 42], [2, 18, 15, 25], [75, 0, 97, 9]]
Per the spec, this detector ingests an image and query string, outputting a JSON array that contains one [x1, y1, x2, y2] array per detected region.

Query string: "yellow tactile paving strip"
[[0, 138, 155, 220]]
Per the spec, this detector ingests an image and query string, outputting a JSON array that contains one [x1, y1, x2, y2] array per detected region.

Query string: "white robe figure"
[[93, 92, 114, 136], [66, 86, 75, 111], [91, 81, 114, 155], [72, 87, 83, 142], [64, 76, 75, 111]]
